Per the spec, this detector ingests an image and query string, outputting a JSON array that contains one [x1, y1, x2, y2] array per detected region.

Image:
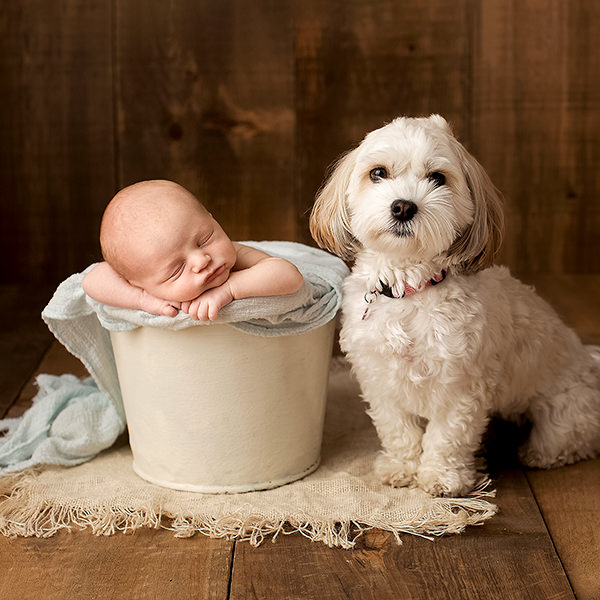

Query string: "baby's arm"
[[182, 244, 303, 321], [82, 262, 180, 317], [228, 243, 304, 300]]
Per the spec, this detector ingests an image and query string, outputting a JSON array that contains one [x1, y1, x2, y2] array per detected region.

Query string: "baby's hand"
[[181, 284, 234, 321], [139, 290, 181, 317]]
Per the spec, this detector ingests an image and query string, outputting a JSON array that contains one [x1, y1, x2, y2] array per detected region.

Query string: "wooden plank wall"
[[1, 0, 598, 285]]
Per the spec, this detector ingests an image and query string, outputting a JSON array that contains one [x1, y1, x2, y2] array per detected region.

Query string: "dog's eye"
[[369, 167, 388, 182], [427, 172, 446, 188]]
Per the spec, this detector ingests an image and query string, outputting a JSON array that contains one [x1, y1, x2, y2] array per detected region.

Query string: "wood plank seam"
[[522, 470, 577, 598], [227, 540, 237, 599]]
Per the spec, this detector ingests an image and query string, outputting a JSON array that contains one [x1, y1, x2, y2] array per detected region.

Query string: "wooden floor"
[[0, 276, 599, 600]]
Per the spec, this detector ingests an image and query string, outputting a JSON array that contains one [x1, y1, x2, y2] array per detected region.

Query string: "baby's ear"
[[428, 114, 452, 133]]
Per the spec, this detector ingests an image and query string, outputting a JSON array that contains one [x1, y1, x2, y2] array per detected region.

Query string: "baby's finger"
[[197, 303, 210, 321], [208, 304, 220, 321], [162, 305, 177, 317]]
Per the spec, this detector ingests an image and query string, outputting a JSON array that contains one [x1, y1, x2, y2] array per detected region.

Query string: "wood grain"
[[115, 0, 296, 243], [0, 0, 115, 283], [472, 0, 600, 276], [0, 528, 233, 600], [229, 470, 573, 600], [559, 0, 600, 274], [1, 1, 599, 282], [527, 460, 600, 600]]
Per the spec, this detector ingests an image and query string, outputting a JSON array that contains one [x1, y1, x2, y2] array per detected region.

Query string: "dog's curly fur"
[[310, 115, 600, 497]]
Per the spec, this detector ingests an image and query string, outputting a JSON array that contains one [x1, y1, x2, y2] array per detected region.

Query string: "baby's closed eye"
[[168, 263, 185, 280], [197, 231, 213, 246]]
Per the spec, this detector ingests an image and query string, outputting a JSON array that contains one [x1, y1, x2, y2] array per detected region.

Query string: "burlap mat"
[[0, 360, 496, 548]]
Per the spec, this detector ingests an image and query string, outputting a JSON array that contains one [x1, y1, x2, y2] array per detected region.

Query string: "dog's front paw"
[[375, 453, 418, 488], [416, 465, 475, 497]]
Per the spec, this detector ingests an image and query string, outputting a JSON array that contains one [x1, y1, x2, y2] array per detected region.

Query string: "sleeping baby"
[[82, 179, 304, 321]]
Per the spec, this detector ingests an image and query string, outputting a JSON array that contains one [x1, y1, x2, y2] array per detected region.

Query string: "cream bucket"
[[110, 320, 335, 493]]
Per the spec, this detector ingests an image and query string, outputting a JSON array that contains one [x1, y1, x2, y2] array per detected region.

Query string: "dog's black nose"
[[390, 199, 418, 222]]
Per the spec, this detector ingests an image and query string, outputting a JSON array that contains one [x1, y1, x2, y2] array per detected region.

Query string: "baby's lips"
[[204, 263, 226, 284]]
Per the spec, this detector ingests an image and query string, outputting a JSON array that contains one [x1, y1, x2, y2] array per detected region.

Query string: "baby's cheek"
[[184, 281, 208, 301]]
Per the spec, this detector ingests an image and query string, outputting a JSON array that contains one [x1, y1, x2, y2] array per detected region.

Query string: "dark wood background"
[[1, 0, 599, 285]]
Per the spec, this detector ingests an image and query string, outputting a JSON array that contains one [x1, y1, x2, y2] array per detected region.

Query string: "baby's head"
[[100, 180, 236, 302]]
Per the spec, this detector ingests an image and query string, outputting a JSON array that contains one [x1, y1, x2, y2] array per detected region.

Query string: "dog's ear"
[[448, 141, 504, 272], [310, 148, 359, 260], [427, 114, 452, 133]]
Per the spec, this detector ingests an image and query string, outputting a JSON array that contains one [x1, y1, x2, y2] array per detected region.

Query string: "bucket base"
[[132, 457, 321, 494]]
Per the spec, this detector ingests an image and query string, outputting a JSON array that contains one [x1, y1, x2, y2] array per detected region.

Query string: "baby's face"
[[127, 203, 237, 303]]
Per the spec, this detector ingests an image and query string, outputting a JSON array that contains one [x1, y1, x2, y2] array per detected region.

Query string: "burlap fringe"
[[0, 471, 496, 549]]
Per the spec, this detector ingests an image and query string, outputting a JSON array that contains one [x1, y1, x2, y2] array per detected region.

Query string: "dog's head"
[[310, 115, 504, 272]]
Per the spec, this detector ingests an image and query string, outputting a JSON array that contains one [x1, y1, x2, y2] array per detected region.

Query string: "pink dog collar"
[[377, 270, 447, 299], [362, 270, 447, 320]]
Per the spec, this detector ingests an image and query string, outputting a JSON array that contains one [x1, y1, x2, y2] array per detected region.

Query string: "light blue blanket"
[[0, 242, 348, 473]]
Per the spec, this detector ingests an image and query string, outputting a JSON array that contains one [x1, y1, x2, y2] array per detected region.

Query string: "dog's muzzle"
[[390, 199, 418, 222], [390, 199, 417, 237]]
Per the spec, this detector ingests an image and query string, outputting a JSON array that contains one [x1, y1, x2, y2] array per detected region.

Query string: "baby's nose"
[[190, 252, 211, 273]]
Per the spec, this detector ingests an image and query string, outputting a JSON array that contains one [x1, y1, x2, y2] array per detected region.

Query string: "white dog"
[[310, 114, 600, 497]]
